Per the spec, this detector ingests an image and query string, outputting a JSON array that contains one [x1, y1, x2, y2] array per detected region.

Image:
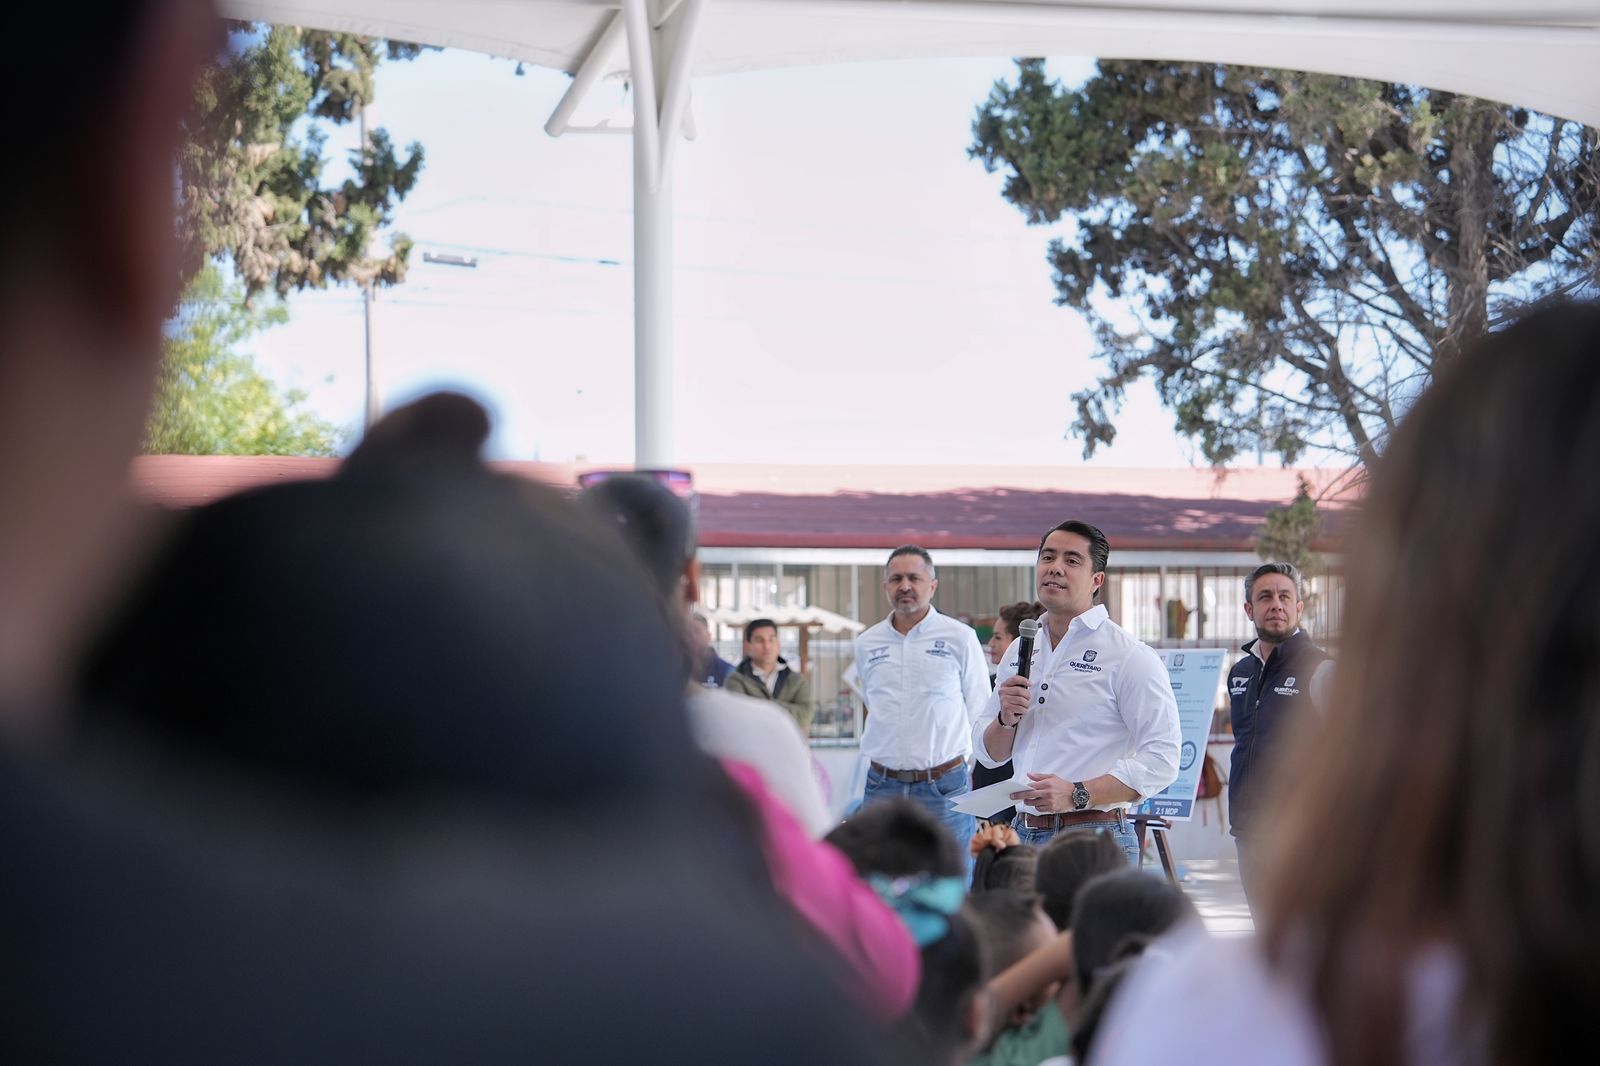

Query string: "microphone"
[[1015, 618, 1038, 680]]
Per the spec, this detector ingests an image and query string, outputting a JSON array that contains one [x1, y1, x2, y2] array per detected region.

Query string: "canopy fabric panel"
[[223, 1, 1600, 125]]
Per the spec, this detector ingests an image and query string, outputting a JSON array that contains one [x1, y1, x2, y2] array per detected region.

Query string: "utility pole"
[[359, 101, 381, 432]]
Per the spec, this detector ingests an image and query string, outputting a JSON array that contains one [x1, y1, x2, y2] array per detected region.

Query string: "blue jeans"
[[861, 762, 975, 874], [1011, 810, 1141, 867]]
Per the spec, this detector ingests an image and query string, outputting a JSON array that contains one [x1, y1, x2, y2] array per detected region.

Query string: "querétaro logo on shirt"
[[1069, 649, 1103, 673], [867, 646, 890, 666], [1230, 676, 1249, 695]]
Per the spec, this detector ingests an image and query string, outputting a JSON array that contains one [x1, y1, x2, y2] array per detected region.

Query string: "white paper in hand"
[[948, 775, 1032, 817]]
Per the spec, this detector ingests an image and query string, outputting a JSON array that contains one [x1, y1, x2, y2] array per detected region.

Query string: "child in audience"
[[967, 891, 1069, 1066], [828, 796, 965, 879], [1035, 830, 1128, 931], [1067, 869, 1195, 1061], [970, 821, 1039, 893], [827, 797, 990, 1063]]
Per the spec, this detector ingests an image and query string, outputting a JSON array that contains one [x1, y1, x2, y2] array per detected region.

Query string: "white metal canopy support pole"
[[622, 0, 705, 468]]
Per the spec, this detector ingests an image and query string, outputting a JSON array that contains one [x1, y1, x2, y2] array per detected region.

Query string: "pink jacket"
[[722, 760, 921, 1021]]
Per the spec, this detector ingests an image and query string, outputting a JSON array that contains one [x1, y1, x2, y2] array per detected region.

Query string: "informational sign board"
[[1134, 649, 1227, 821]]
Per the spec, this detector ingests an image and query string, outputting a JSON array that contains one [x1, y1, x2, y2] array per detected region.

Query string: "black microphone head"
[[1018, 618, 1039, 642]]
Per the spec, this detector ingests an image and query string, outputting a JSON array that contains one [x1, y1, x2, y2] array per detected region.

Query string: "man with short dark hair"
[[974, 521, 1180, 863], [1227, 562, 1334, 911], [725, 617, 815, 732], [853, 544, 991, 855]]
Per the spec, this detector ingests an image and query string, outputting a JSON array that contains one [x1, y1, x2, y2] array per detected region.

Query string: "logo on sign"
[[1180, 740, 1198, 771], [1173, 653, 1185, 668]]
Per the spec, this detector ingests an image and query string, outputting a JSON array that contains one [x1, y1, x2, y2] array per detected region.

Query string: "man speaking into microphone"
[[973, 520, 1180, 863]]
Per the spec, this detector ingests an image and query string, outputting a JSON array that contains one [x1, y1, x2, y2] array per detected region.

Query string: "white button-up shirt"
[[974, 604, 1180, 813], [854, 606, 991, 770]]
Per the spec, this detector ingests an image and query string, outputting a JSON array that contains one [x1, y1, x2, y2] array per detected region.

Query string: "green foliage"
[[178, 25, 428, 301], [146, 266, 341, 456], [1256, 476, 1324, 573], [971, 61, 1600, 464]]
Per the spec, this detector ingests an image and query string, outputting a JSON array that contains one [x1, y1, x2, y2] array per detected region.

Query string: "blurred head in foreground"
[[79, 394, 714, 817], [1259, 302, 1600, 1066], [0, 0, 221, 720]]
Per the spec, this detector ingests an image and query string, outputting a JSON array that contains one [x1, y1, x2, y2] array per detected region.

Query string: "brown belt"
[[870, 755, 966, 783], [1018, 809, 1125, 831]]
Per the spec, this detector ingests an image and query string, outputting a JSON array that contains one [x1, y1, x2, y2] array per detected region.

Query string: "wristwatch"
[[1071, 780, 1091, 811]]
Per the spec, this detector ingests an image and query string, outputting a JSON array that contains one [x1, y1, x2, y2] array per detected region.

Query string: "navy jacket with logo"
[[1226, 629, 1330, 837]]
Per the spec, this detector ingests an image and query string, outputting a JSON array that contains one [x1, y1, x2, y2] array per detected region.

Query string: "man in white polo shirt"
[[853, 545, 991, 852], [974, 520, 1180, 864]]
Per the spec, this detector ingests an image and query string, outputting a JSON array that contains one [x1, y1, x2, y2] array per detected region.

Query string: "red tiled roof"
[[130, 456, 1358, 552]]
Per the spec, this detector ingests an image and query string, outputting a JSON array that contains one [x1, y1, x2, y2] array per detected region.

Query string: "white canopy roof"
[[224, 1, 1600, 126]]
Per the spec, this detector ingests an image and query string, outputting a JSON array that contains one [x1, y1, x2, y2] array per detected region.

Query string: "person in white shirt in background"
[[852, 545, 991, 856], [974, 520, 1180, 864]]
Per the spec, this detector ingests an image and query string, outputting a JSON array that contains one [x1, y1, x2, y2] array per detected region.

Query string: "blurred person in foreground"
[[0, 3, 894, 1060], [58, 399, 899, 1061], [580, 473, 918, 1019], [579, 474, 831, 837], [1095, 302, 1600, 1066]]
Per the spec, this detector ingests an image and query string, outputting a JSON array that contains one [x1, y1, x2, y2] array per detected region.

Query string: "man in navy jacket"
[[1228, 563, 1335, 913]]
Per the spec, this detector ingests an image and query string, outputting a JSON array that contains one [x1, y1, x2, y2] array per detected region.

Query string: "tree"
[[147, 266, 340, 456], [970, 61, 1599, 464], [1256, 476, 1323, 574], [179, 25, 428, 300], [151, 25, 430, 454]]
